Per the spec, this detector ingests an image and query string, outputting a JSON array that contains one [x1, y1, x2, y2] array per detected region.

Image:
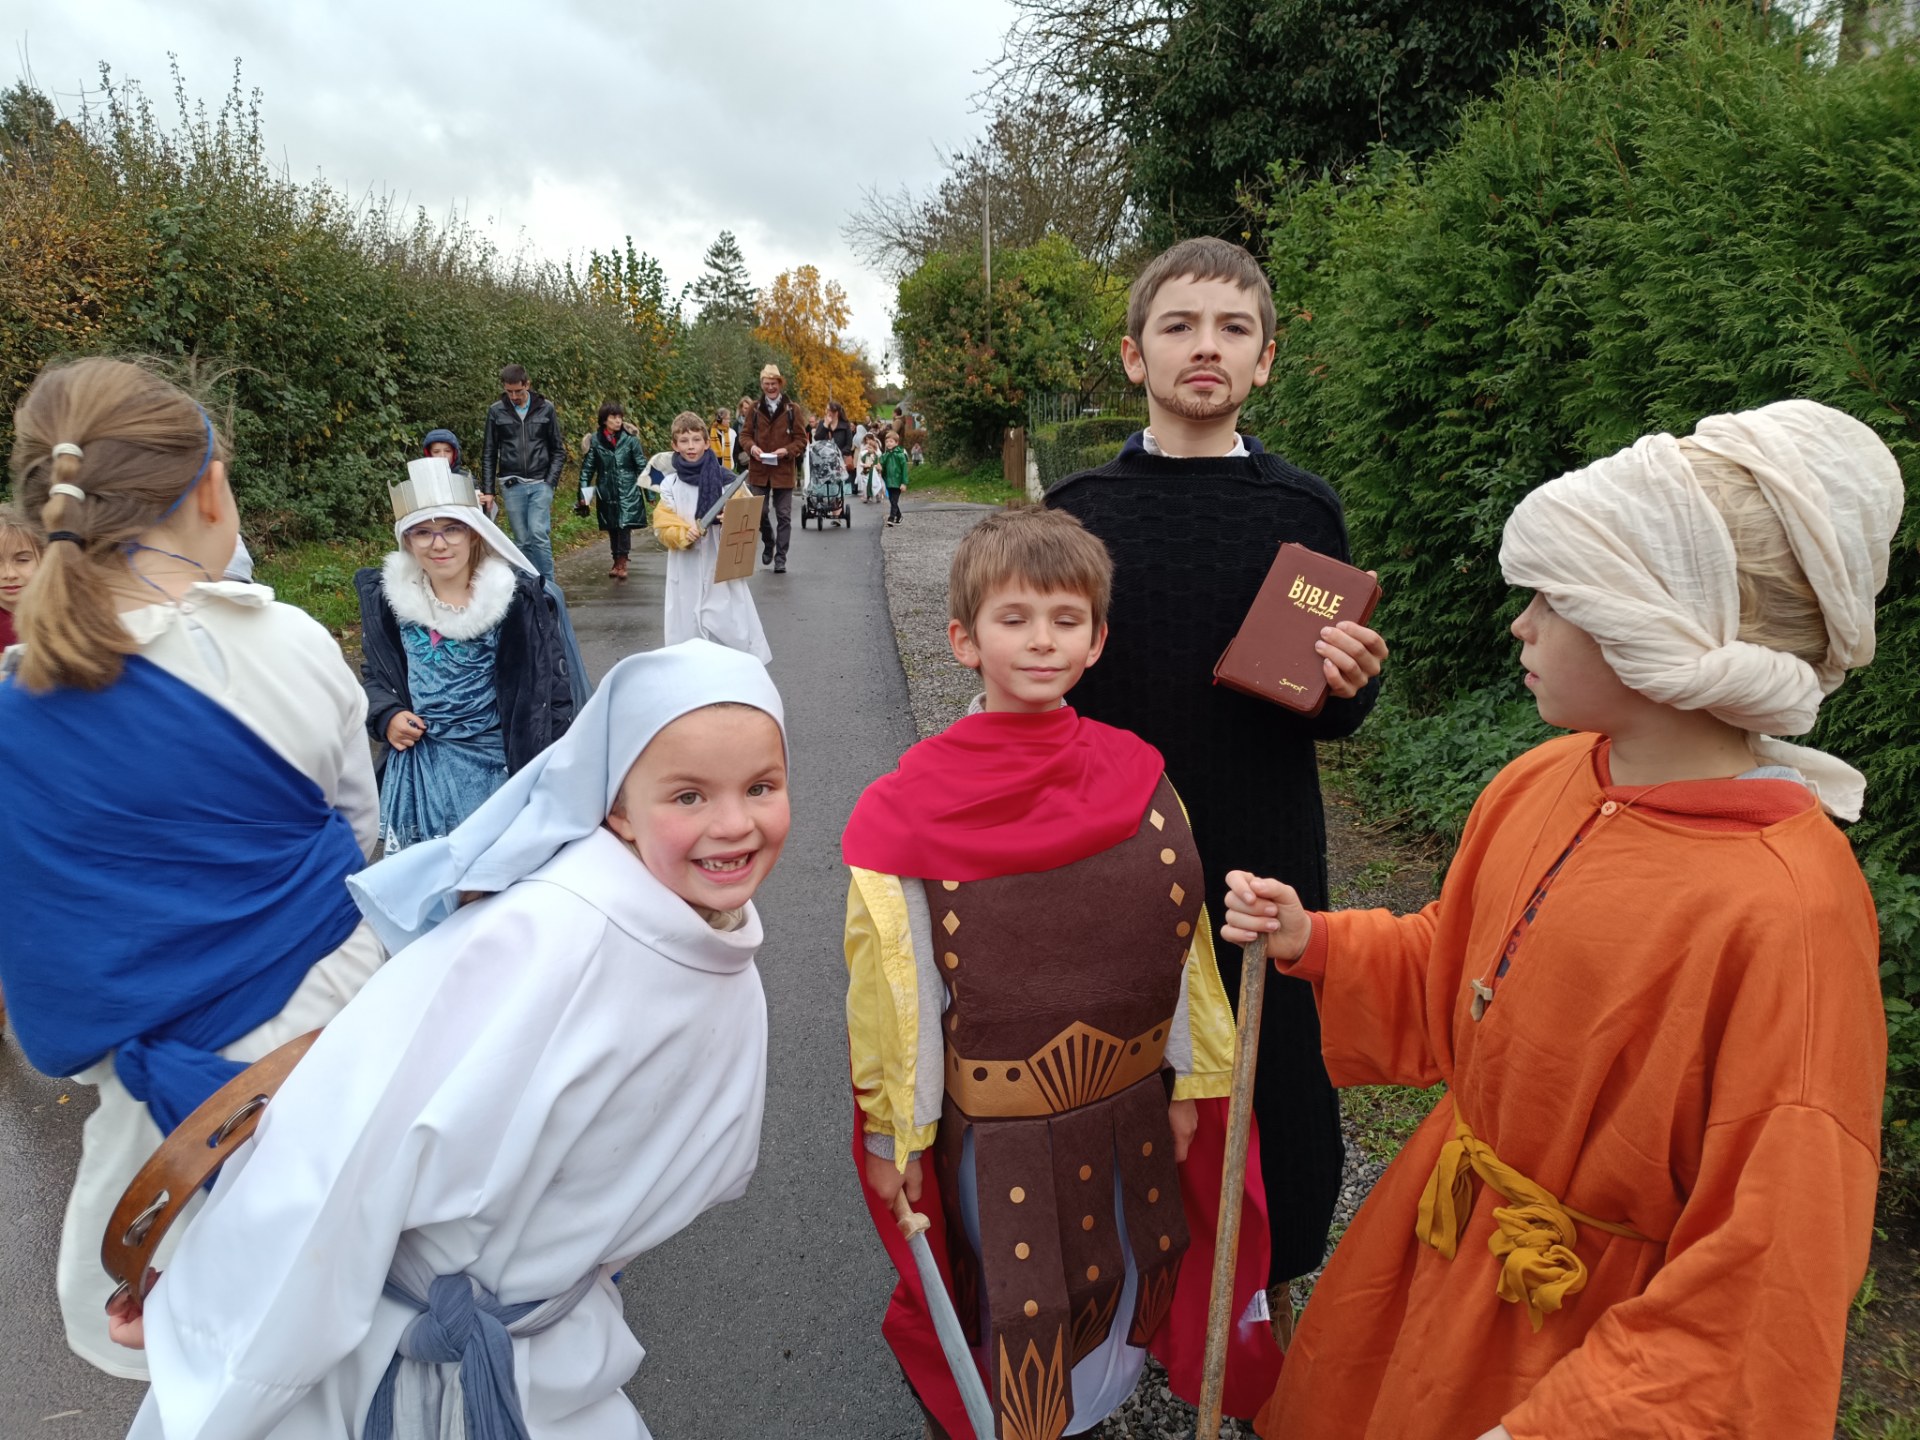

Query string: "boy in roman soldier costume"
[[843, 507, 1275, 1440]]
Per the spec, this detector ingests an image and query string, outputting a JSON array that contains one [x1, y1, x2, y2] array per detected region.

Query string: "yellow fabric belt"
[[1416, 1106, 1656, 1331]]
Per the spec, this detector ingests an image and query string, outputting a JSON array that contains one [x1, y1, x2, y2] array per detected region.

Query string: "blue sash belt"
[[363, 1269, 602, 1440]]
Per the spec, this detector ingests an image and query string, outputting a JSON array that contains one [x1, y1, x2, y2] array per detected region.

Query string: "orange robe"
[[1257, 733, 1883, 1440]]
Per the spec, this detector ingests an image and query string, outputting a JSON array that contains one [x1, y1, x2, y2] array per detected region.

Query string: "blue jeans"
[[500, 480, 554, 581]]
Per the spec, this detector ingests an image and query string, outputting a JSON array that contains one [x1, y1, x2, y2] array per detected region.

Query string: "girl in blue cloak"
[[0, 357, 387, 1378]]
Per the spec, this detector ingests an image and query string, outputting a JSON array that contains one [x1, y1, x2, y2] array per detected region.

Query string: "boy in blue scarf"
[[653, 412, 770, 661]]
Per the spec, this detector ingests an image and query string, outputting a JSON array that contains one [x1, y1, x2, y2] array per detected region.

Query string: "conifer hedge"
[[0, 72, 698, 544], [1244, 0, 1920, 1191]]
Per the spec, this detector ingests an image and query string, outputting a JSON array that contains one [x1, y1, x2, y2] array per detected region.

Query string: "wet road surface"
[[0, 512, 925, 1436]]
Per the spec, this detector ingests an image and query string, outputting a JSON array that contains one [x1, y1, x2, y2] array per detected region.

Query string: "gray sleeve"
[[1165, 967, 1195, 1080]]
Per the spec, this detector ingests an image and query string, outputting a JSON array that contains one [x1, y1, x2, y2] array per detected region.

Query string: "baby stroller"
[[801, 438, 853, 529]]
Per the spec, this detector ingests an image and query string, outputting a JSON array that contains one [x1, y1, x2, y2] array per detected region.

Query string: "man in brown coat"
[[739, 363, 807, 572]]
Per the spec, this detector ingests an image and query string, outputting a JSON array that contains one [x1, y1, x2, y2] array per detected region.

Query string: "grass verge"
[[1343, 1084, 1446, 1163], [907, 459, 1023, 506]]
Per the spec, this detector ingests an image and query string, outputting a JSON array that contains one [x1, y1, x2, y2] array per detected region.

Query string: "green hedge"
[[1245, 0, 1920, 1187], [1248, 0, 1919, 860], [0, 72, 699, 546], [1052, 416, 1138, 450], [1030, 413, 1146, 490]]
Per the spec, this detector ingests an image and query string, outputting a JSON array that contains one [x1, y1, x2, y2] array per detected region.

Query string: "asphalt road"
[[0, 510, 926, 1437]]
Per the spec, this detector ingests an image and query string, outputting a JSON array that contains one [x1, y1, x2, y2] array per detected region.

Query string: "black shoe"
[[761, 546, 774, 565], [773, 559, 787, 573]]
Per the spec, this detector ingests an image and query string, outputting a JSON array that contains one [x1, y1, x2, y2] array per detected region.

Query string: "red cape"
[[841, 706, 1166, 882], [855, 1097, 1283, 1435]]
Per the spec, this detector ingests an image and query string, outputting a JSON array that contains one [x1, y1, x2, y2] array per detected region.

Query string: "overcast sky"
[[3, 0, 1020, 371]]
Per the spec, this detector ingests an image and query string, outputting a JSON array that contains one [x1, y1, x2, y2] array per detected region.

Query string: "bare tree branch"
[[842, 92, 1138, 278]]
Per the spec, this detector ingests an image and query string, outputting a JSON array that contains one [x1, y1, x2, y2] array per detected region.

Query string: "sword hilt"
[[890, 1190, 932, 1240]]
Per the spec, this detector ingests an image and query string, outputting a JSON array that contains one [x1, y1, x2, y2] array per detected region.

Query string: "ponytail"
[[9, 357, 228, 692]]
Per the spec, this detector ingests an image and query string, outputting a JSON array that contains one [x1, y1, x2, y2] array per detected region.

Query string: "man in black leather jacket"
[[481, 364, 567, 581]]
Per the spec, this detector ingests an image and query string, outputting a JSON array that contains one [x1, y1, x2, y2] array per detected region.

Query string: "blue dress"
[[378, 621, 509, 853]]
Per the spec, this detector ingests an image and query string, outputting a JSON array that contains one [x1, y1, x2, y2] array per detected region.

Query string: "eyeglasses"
[[406, 525, 470, 546]]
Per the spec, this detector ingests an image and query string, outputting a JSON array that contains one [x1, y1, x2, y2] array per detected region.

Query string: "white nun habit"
[[129, 640, 784, 1440]]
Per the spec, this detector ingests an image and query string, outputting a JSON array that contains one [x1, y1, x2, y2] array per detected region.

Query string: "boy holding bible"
[[1043, 237, 1388, 1313]]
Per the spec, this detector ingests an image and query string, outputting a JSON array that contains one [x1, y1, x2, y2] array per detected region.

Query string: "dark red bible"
[[1212, 542, 1383, 716]]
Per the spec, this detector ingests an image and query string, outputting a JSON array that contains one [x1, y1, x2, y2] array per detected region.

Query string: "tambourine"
[[101, 1030, 320, 1311]]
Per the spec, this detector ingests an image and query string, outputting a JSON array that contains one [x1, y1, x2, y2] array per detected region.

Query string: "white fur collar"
[[381, 550, 516, 639]]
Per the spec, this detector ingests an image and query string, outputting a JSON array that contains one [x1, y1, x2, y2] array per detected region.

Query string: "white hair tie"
[[51, 442, 84, 461], [49, 482, 88, 502]]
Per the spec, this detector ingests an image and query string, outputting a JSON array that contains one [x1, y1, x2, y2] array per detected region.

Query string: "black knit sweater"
[[1047, 443, 1381, 1283]]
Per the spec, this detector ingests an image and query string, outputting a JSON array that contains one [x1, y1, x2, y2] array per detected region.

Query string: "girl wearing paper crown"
[[0, 357, 386, 1379], [1227, 401, 1903, 1440], [354, 454, 576, 853], [118, 641, 785, 1440]]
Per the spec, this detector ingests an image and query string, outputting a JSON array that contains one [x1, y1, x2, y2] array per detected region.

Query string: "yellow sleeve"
[[843, 870, 939, 1169], [1172, 903, 1236, 1100]]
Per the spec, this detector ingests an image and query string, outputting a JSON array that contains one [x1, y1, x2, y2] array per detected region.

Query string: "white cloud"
[[3, 0, 1016, 361]]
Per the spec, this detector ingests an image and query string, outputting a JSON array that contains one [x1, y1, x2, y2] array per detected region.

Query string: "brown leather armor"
[[929, 775, 1204, 1439]]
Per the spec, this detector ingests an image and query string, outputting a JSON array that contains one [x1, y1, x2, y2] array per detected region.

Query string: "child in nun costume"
[[121, 639, 787, 1440]]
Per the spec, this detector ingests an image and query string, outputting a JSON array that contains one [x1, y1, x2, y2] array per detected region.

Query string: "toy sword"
[[697, 477, 747, 529], [891, 1191, 996, 1440]]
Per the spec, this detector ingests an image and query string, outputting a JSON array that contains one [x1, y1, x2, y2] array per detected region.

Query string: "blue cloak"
[[0, 656, 367, 1134]]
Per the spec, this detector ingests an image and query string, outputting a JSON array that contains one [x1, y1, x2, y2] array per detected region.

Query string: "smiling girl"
[[0, 502, 42, 649], [1227, 401, 1902, 1440], [121, 640, 785, 1440]]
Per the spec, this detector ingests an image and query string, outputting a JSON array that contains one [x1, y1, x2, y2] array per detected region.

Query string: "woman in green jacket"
[[577, 402, 651, 579]]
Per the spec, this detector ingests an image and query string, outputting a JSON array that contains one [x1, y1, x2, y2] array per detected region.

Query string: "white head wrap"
[[349, 639, 786, 952], [1500, 399, 1903, 820]]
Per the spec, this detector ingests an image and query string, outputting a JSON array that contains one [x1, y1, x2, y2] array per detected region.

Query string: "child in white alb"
[[121, 640, 788, 1440]]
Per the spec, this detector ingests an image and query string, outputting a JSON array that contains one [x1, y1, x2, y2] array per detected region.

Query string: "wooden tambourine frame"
[[100, 1030, 320, 1311]]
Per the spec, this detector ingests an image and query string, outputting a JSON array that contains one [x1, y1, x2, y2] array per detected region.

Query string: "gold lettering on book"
[[1287, 574, 1345, 621]]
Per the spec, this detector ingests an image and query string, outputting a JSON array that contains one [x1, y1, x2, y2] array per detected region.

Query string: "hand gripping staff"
[[890, 1191, 997, 1440], [1196, 939, 1270, 1439]]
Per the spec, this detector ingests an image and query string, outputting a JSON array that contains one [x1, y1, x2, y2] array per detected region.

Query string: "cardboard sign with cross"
[[712, 489, 766, 582]]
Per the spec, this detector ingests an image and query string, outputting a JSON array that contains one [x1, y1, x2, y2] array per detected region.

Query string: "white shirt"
[[1140, 428, 1250, 459]]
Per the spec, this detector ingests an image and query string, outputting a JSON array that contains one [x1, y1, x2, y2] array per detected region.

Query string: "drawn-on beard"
[[1144, 363, 1241, 422]]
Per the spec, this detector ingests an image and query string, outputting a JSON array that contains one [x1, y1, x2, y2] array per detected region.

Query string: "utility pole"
[[983, 182, 993, 356]]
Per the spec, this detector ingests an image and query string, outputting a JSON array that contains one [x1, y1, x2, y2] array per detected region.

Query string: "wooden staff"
[[1197, 937, 1271, 1439]]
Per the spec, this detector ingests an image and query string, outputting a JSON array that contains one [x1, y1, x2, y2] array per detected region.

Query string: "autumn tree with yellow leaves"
[[753, 265, 872, 419]]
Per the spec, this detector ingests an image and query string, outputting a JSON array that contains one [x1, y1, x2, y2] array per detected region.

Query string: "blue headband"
[[158, 409, 218, 521]]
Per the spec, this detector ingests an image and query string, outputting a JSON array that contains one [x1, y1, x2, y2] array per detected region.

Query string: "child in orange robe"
[[1225, 401, 1902, 1440]]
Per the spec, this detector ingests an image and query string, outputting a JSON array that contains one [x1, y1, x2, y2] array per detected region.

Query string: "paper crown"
[[390, 456, 477, 521]]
